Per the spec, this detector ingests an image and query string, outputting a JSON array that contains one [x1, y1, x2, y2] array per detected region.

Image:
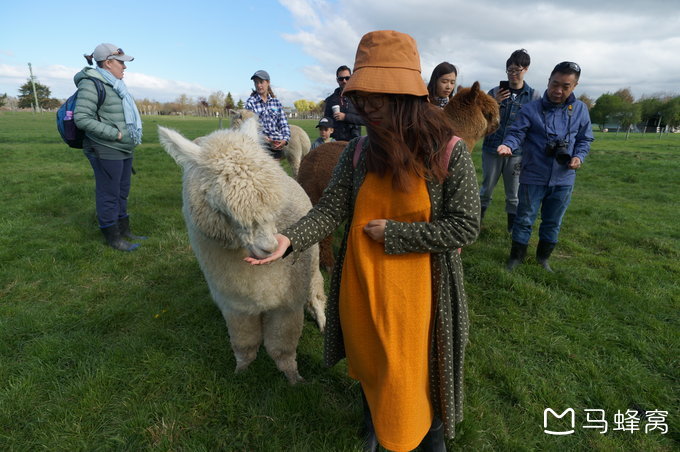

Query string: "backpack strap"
[[352, 135, 367, 168], [85, 77, 106, 119], [441, 135, 461, 170]]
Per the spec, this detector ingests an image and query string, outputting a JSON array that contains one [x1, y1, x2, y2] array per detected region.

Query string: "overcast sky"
[[1, 0, 678, 107]]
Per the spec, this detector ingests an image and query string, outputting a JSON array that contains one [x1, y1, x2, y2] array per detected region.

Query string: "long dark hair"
[[355, 95, 456, 191], [427, 62, 458, 103]]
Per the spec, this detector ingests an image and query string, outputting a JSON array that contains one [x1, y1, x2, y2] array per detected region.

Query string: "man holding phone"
[[480, 49, 541, 232]]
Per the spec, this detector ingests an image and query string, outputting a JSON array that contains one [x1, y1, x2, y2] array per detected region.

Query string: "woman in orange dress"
[[246, 30, 480, 451]]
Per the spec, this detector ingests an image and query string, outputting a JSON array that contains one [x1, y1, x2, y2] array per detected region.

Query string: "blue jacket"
[[482, 82, 540, 155], [502, 92, 594, 186]]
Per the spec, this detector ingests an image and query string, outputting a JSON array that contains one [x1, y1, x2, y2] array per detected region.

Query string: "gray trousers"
[[479, 151, 521, 214]]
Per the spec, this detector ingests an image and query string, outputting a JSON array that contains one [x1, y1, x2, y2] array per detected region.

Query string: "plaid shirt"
[[245, 94, 291, 141]]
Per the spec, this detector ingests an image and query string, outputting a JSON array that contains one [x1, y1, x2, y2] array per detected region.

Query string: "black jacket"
[[323, 88, 363, 141]]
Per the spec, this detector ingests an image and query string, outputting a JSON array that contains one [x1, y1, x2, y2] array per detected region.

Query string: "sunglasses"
[[107, 48, 125, 59], [348, 93, 388, 111], [554, 61, 581, 74], [337, 76, 351, 82]]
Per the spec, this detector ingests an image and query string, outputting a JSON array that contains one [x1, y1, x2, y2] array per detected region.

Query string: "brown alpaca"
[[297, 140, 348, 272], [444, 81, 500, 152]]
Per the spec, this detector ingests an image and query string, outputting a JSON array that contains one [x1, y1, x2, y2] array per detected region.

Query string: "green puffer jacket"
[[73, 67, 136, 153]]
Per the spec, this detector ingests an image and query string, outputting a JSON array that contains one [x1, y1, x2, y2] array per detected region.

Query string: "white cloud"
[[278, 0, 680, 99], [0, 63, 216, 102]]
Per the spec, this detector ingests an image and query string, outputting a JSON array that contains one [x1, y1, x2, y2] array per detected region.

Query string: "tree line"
[[2, 79, 678, 134]]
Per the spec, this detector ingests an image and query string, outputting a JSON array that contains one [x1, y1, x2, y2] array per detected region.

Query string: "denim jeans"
[[511, 184, 573, 245], [480, 152, 522, 214], [86, 154, 133, 228]]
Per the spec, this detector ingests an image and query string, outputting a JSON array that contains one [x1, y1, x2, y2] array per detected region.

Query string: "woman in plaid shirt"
[[245, 70, 291, 160]]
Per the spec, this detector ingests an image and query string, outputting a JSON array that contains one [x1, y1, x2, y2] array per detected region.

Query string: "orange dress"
[[339, 170, 433, 451]]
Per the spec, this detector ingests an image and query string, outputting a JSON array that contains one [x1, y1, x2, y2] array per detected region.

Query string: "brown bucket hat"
[[343, 30, 428, 97]]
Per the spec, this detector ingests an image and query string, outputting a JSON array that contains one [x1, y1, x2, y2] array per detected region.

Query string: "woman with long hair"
[[246, 31, 480, 451]]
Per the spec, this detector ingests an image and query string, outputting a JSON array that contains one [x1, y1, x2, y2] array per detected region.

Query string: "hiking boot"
[[536, 240, 556, 272], [118, 216, 148, 240], [101, 224, 140, 252], [506, 241, 527, 271], [418, 417, 447, 452]]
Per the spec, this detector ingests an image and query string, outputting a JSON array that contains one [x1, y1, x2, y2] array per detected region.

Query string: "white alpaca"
[[230, 109, 311, 178], [158, 118, 326, 384]]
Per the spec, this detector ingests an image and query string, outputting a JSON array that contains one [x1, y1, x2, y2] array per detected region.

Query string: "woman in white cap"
[[246, 31, 480, 451], [245, 70, 291, 160], [74, 43, 145, 251]]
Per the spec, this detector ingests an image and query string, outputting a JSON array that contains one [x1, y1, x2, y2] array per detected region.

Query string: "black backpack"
[[56, 77, 106, 148]]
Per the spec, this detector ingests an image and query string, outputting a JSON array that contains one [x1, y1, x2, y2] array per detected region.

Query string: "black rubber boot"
[[101, 224, 140, 252], [118, 216, 148, 241], [360, 390, 378, 452], [507, 213, 516, 233], [536, 240, 556, 272], [506, 241, 527, 271], [480, 205, 487, 221], [418, 417, 447, 452]]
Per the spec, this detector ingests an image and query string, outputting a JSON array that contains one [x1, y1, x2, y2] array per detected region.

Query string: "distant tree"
[[590, 94, 624, 129], [175, 94, 193, 115], [0, 93, 7, 108], [42, 98, 61, 110], [225, 92, 235, 112], [208, 91, 225, 115], [236, 98, 244, 109], [660, 96, 680, 129], [578, 94, 593, 110], [17, 79, 53, 109], [294, 99, 312, 114], [613, 88, 635, 104], [636, 96, 664, 131], [197, 97, 210, 116]]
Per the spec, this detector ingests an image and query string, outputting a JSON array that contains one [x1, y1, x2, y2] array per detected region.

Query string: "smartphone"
[[499, 81, 510, 91]]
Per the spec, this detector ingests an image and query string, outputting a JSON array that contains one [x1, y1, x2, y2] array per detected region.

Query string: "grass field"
[[1, 112, 678, 451]]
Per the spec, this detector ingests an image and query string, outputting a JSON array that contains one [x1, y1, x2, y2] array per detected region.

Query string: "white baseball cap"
[[92, 43, 134, 62]]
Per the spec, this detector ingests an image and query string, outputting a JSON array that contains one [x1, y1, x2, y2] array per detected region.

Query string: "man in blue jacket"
[[497, 61, 594, 271]]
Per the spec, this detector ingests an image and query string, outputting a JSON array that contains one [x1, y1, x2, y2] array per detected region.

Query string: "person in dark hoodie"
[[74, 43, 146, 252], [323, 65, 364, 141]]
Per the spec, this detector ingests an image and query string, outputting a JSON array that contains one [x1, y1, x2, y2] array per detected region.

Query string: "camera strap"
[[542, 103, 573, 145]]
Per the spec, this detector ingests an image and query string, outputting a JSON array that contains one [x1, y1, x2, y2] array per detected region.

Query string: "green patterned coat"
[[283, 136, 480, 438]]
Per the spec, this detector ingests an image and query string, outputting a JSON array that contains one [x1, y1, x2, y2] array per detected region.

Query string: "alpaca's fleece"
[[297, 140, 348, 271], [158, 119, 326, 384], [231, 109, 311, 177], [444, 81, 500, 152]]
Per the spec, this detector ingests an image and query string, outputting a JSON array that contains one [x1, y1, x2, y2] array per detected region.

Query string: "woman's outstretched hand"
[[244, 234, 291, 265]]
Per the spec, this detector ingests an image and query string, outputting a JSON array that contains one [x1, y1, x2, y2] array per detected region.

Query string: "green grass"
[[1, 112, 678, 451]]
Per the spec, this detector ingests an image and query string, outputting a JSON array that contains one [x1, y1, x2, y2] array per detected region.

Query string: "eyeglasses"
[[349, 93, 387, 111], [506, 67, 525, 75], [554, 61, 581, 74], [107, 48, 125, 59], [337, 76, 351, 82]]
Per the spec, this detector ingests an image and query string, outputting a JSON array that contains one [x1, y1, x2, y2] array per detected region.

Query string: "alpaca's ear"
[[238, 117, 261, 142], [471, 81, 480, 97], [457, 85, 463, 94], [158, 126, 203, 168], [229, 109, 241, 119]]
